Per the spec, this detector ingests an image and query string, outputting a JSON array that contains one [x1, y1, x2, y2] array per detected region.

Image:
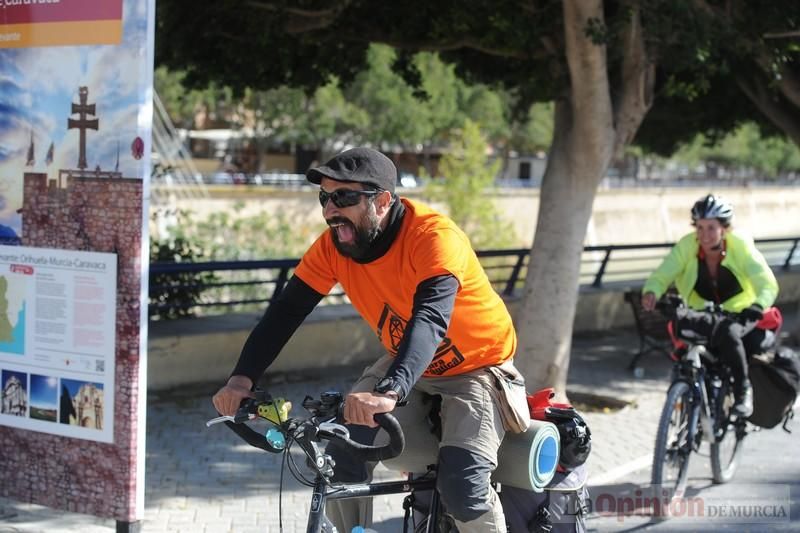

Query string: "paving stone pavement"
[[0, 327, 678, 532]]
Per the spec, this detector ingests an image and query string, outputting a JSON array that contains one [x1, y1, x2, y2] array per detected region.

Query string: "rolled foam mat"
[[492, 419, 560, 492]]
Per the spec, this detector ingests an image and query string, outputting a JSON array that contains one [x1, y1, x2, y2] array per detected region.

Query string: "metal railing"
[[149, 237, 800, 318]]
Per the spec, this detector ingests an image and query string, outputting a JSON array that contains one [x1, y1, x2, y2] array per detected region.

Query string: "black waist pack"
[[748, 346, 800, 430]]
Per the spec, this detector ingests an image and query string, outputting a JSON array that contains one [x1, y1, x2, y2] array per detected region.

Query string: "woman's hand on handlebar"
[[212, 375, 255, 416], [641, 291, 657, 312], [344, 391, 397, 428]]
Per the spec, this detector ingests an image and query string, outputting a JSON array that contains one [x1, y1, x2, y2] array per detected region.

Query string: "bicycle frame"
[[678, 346, 709, 446], [289, 423, 441, 533], [672, 344, 733, 446], [307, 474, 439, 533]]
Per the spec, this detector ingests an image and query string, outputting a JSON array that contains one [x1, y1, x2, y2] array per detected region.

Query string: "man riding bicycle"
[[213, 147, 529, 533], [641, 194, 779, 418]]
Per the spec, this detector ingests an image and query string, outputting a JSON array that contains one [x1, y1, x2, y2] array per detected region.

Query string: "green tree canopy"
[[156, 43, 527, 161], [670, 123, 800, 178], [424, 119, 517, 249], [156, 0, 800, 393]]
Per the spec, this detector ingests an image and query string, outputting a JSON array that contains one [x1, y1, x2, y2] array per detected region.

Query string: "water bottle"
[[351, 527, 379, 533]]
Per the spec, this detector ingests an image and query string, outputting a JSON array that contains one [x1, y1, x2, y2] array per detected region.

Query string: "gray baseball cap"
[[306, 147, 397, 193]]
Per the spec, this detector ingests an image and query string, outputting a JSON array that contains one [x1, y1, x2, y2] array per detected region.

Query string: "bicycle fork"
[[696, 374, 716, 446], [682, 371, 716, 451]]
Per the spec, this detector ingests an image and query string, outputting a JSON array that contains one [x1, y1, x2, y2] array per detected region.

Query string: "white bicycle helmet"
[[691, 194, 733, 226]]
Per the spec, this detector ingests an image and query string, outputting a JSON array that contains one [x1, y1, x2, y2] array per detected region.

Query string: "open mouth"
[[328, 220, 356, 244]]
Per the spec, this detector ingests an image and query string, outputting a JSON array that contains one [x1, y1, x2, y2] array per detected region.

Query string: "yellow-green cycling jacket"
[[643, 231, 779, 312]]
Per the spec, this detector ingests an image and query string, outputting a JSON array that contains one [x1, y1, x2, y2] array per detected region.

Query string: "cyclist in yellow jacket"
[[642, 194, 779, 417]]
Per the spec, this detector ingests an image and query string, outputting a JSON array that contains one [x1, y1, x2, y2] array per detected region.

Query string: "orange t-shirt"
[[294, 198, 517, 376]]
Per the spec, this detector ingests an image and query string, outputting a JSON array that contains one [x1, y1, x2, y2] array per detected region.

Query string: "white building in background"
[[497, 153, 547, 187]]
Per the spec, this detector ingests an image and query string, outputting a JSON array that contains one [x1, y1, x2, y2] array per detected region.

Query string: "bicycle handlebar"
[[655, 294, 748, 325], [224, 418, 283, 452], [210, 391, 406, 462], [340, 412, 405, 463], [654, 293, 685, 319]]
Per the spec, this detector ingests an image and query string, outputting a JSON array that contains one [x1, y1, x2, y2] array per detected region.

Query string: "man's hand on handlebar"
[[344, 391, 397, 428], [641, 291, 657, 312], [212, 375, 255, 416]]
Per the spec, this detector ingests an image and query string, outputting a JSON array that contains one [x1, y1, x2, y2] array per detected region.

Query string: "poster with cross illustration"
[[0, 0, 153, 525]]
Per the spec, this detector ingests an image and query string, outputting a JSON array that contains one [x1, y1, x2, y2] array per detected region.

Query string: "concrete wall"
[[149, 185, 800, 390], [163, 186, 800, 248], [147, 270, 800, 391]]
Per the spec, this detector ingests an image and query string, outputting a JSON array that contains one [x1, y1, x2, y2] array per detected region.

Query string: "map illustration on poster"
[[0, 245, 117, 442]]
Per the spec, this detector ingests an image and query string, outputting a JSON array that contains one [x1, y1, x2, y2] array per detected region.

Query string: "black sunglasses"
[[318, 188, 380, 208]]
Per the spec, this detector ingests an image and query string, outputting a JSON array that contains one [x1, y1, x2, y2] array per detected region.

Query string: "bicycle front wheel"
[[710, 379, 745, 484], [652, 380, 694, 498]]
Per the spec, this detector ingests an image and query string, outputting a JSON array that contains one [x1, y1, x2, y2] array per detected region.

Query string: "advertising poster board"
[[0, 0, 153, 524], [0, 246, 118, 443]]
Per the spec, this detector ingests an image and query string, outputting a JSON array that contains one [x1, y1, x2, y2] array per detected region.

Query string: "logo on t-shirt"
[[427, 338, 465, 375], [377, 303, 407, 351], [376, 303, 465, 375]]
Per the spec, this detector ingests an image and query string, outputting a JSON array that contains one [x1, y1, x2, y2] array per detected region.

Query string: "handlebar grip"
[[225, 400, 283, 453], [655, 294, 683, 320], [223, 420, 284, 453], [335, 412, 405, 463]]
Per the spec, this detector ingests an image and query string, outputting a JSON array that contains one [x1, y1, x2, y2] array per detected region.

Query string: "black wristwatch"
[[374, 377, 405, 404]]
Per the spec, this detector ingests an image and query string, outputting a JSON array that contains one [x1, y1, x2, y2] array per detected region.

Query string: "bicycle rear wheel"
[[710, 379, 745, 484], [409, 512, 457, 533], [652, 381, 694, 498]]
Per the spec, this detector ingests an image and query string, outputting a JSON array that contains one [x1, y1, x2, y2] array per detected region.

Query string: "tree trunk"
[[513, 102, 611, 398], [513, 0, 652, 398], [736, 74, 800, 149]]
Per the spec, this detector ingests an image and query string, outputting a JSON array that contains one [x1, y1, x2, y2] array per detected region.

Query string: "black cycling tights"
[[676, 316, 767, 393]]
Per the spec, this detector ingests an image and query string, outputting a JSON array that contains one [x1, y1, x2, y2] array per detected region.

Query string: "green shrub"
[[423, 119, 518, 249], [148, 236, 217, 320], [149, 206, 320, 318]]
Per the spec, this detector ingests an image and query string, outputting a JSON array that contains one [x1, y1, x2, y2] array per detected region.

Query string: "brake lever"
[[206, 415, 234, 427], [206, 412, 255, 427], [318, 421, 350, 440]]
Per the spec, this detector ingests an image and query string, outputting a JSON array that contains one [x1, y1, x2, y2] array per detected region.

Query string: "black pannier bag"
[[501, 464, 589, 533], [748, 346, 800, 430]]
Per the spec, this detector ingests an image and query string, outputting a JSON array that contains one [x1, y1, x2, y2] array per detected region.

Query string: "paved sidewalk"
[[0, 327, 675, 532]]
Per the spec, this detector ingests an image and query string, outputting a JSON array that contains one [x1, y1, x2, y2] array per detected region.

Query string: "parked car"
[[398, 173, 419, 188], [209, 172, 233, 184]]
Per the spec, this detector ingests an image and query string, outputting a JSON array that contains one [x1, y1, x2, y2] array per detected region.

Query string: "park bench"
[[624, 288, 674, 376]]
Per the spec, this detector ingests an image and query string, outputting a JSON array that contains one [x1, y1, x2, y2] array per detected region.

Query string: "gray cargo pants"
[[326, 355, 510, 533]]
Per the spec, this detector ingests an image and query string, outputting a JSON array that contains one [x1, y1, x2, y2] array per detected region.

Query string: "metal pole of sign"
[[117, 520, 142, 533]]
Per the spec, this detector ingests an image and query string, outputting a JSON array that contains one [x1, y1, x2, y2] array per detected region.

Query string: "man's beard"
[[328, 210, 382, 260]]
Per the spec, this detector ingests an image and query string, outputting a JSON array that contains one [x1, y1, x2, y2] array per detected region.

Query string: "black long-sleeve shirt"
[[232, 273, 458, 398]]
